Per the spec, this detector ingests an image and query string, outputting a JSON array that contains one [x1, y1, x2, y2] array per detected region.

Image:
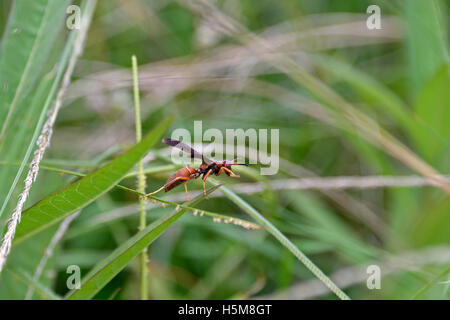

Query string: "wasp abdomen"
[[164, 166, 196, 192]]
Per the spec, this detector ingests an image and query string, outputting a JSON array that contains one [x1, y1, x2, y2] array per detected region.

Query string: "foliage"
[[0, 0, 449, 300]]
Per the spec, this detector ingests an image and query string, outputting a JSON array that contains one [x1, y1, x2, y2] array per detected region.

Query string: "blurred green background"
[[0, 0, 449, 299]]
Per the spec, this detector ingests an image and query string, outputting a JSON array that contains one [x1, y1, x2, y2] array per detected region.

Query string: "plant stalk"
[[132, 55, 148, 300]]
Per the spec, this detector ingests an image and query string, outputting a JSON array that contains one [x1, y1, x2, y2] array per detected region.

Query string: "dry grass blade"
[[158, 141, 387, 238], [25, 211, 80, 300], [257, 245, 450, 299], [184, 0, 450, 195], [65, 13, 403, 106]]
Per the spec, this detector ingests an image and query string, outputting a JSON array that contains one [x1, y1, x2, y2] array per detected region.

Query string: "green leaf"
[[66, 185, 221, 300], [412, 64, 450, 163], [406, 0, 449, 95], [0, 0, 71, 219], [0, 0, 70, 134], [0, 0, 75, 299], [12, 117, 174, 246]]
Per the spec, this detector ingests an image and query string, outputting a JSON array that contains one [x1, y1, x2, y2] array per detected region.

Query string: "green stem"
[[132, 55, 148, 300], [12, 162, 260, 232]]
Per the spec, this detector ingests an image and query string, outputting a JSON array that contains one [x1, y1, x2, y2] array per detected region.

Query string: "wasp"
[[141, 138, 247, 201]]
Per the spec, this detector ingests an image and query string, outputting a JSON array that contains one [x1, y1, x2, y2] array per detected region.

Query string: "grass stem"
[[215, 183, 351, 300], [132, 55, 148, 300]]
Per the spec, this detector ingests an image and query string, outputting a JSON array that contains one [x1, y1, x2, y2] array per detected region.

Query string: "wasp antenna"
[[226, 159, 247, 166], [162, 138, 180, 145]]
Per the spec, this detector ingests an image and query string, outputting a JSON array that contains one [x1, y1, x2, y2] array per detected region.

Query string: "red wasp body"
[[141, 138, 247, 201], [163, 164, 198, 192]]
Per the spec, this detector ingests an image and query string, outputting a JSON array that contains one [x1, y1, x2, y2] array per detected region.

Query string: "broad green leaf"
[[0, 0, 71, 218], [406, 0, 449, 95], [0, 0, 69, 131], [0, 0, 73, 299], [0, 68, 56, 220], [12, 117, 173, 246], [66, 186, 221, 300], [412, 64, 450, 163]]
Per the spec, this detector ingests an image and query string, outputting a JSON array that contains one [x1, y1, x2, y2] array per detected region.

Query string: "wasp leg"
[[202, 168, 213, 199], [208, 177, 220, 183], [216, 167, 225, 176], [140, 176, 190, 200], [184, 182, 189, 202], [140, 185, 165, 200], [222, 167, 240, 178]]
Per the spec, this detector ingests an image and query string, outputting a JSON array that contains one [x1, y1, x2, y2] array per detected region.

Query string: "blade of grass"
[[11, 117, 173, 247], [0, 68, 55, 218], [411, 266, 450, 299], [131, 54, 148, 300], [0, 0, 70, 140], [66, 201, 260, 240], [6, 269, 61, 300], [0, 161, 261, 232], [285, 191, 378, 263], [0, 1, 74, 220], [412, 64, 450, 163], [186, 0, 450, 195], [312, 55, 417, 136], [125, 164, 177, 178], [0, 0, 97, 274], [65, 185, 221, 300], [25, 211, 80, 300], [214, 182, 350, 300], [0, 162, 177, 179], [257, 245, 450, 299], [406, 0, 449, 95]]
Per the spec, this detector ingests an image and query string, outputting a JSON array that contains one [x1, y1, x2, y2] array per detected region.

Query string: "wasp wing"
[[163, 138, 212, 164]]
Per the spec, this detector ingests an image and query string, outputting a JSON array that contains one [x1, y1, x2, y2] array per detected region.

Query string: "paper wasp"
[[141, 138, 247, 201]]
